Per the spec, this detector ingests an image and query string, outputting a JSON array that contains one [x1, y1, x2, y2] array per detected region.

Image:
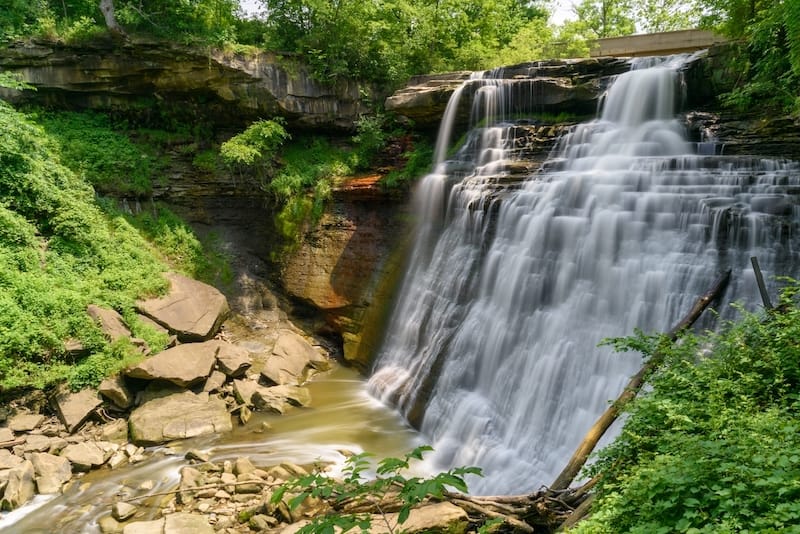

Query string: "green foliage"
[[118, 202, 232, 285], [700, 0, 800, 114], [572, 0, 636, 38], [269, 446, 485, 533], [220, 118, 290, 168], [381, 137, 434, 190], [0, 100, 173, 392], [574, 284, 800, 533], [351, 114, 387, 170], [36, 110, 160, 196]]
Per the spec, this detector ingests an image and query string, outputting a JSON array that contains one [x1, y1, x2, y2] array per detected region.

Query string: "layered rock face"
[[0, 38, 373, 130]]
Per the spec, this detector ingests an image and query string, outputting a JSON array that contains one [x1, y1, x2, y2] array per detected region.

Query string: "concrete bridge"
[[589, 29, 729, 57]]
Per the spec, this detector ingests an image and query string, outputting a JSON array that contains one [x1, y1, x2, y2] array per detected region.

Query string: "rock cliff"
[[0, 37, 374, 130]]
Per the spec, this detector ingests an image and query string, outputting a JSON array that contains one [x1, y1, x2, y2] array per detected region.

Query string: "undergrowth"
[[0, 100, 223, 393], [574, 283, 800, 532]]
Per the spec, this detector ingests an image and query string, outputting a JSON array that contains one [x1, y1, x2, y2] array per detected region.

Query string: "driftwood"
[[548, 269, 731, 494]]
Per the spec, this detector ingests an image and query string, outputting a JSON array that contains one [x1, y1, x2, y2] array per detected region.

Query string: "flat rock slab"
[[8, 414, 44, 432], [164, 512, 215, 534], [137, 273, 229, 341], [129, 391, 232, 446], [125, 341, 218, 388], [52, 388, 102, 433], [371, 502, 469, 534], [62, 441, 108, 471]]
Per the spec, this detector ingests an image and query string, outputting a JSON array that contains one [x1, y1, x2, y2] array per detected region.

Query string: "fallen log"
[[548, 269, 731, 494]]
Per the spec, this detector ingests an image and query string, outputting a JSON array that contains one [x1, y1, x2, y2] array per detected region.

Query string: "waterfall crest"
[[369, 56, 800, 494]]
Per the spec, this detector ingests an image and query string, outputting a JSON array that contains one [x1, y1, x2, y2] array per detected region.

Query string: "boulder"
[[99, 515, 124, 534], [99, 375, 134, 409], [62, 441, 108, 471], [1, 460, 35, 510], [7, 413, 44, 432], [29, 452, 72, 494], [125, 341, 218, 387], [112, 501, 138, 521], [136, 273, 229, 341], [212, 341, 252, 378], [87, 305, 132, 342], [128, 391, 232, 446], [261, 330, 328, 386], [51, 387, 103, 433]]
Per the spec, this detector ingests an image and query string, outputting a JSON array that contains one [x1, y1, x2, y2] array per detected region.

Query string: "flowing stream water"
[[369, 55, 800, 494], [0, 367, 421, 533]]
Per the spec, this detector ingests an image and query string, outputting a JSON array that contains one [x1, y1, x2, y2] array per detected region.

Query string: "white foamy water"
[[369, 56, 800, 494]]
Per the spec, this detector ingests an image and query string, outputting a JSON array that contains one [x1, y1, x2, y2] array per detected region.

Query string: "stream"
[[0, 366, 422, 533]]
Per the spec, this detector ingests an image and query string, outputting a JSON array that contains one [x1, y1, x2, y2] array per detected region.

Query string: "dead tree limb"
[[548, 269, 731, 493]]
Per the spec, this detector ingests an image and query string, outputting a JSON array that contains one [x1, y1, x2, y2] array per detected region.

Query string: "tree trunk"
[[99, 0, 126, 36]]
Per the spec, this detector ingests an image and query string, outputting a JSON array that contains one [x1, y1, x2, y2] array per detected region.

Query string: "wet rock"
[[129, 391, 233, 445], [8, 413, 44, 432], [99, 375, 134, 410], [233, 457, 256, 476], [1, 460, 35, 510], [136, 273, 230, 341], [122, 518, 165, 534], [250, 514, 278, 530], [112, 501, 138, 521], [202, 370, 227, 393], [252, 385, 311, 414], [52, 387, 103, 433], [29, 452, 71, 494], [100, 419, 129, 444], [125, 341, 219, 388], [164, 512, 215, 534], [98, 515, 124, 534], [261, 330, 328, 385], [62, 441, 108, 471], [232, 379, 260, 407], [213, 341, 252, 378], [87, 305, 132, 342], [185, 449, 210, 463], [178, 466, 205, 505]]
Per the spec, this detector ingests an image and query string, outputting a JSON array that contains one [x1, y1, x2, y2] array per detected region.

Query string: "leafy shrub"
[[0, 101, 172, 392], [381, 138, 434, 190], [575, 284, 800, 532], [269, 446, 482, 533], [37, 110, 159, 195]]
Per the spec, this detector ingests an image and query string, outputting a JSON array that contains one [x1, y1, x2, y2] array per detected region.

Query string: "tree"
[[634, 0, 701, 32], [99, 0, 125, 35], [572, 0, 635, 38]]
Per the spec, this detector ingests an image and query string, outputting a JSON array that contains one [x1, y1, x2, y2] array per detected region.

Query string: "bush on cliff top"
[[0, 99, 174, 392]]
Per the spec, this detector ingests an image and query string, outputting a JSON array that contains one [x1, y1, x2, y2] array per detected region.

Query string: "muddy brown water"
[[0, 366, 421, 533]]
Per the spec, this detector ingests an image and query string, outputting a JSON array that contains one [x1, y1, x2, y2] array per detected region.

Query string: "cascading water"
[[369, 55, 800, 494]]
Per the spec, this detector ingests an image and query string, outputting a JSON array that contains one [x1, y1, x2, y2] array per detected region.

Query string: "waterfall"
[[369, 56, 800, 494]]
